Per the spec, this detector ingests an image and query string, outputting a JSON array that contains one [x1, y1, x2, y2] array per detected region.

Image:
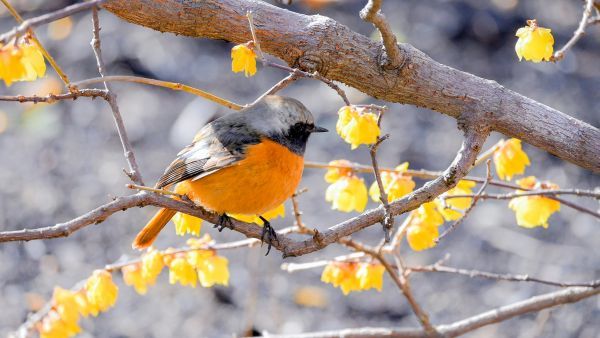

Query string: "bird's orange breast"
[[174, 139, 304, 215]]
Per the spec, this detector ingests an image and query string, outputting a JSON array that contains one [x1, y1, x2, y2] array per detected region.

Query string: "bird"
[[132, 95, 327, 253]]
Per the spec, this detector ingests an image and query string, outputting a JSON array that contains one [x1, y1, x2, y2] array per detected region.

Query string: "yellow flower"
[[141, 249, 164, 283], [435, 180, 477, 221], [168, 256, 198, 287], [20, 41, 46, 81], [39, 309, 80, 338], [355, 263, 385, 291], [50, 287, 82, 336], [493, 138, 531, 181], [325, 175, 368, 212], [406, 202, 444, 251], [515, 20, 554, 63], [508, 176, 560, 228], [0, 44, 25, 86], [321, 262, 382, 295], [122, 264, 149, 295], [73, 290, 95, 318], [230, 203, 285, 225], [324, 159, 354, 183], [369, 162, 415, 202], [186, 234, 214, 248], [172, 212, 203, 236], [197, 254, 230, 287], [85, 270, 118, 314], [0, 39, 46, 86], [336, 106, 380, 149], [231, 44, 257, 77]]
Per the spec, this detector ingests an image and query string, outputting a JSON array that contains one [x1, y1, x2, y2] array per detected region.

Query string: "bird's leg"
[[259, 216, 278, 256], [214, 213, 233, 232]]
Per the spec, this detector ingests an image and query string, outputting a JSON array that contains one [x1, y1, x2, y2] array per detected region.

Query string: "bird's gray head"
[[244, 95, 327, 154]]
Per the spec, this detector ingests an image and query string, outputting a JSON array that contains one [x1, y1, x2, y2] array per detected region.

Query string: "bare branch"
[[0, 89, 107, 103], [263, 286, 600, 337], [444, 189, 600, 200], [369, 110, 393, 241], [359, 0, 404, 69], [0, 0, 107, 44], [90, 8, 144, 185], [73, 75, 244, 111], [408, 264, 600, 288], [552, 0, 596, 61]]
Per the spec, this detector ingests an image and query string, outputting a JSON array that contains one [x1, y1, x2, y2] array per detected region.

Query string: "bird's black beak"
[[312, 125, 328, 133]]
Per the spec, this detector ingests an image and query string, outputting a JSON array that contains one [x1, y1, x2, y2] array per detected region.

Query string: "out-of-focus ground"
[[0, 0, 598, 337]]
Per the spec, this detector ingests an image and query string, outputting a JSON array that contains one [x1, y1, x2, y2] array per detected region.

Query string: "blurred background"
[[0, 0, 598, 337]]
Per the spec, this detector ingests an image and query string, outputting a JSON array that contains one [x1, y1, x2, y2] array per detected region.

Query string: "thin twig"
[[444, 189, 600, 200], [473, 142, 500, 167], [126, 183, 181, 197], [0, 89, 107, 103], [369, 109, 393, 242], [90, 8, 144, 185], [359, 0, 404, 69], [252, 73, 299, 105], [436, 160, 493, 242], [73, 75, 244, 111], [246, 11, 264, 61], [552, 0, 596, 61], [0, 0, 105, 44], [408, 264, 600, 288], [379, 254, 438, 336], [290, 188, 309, 231]]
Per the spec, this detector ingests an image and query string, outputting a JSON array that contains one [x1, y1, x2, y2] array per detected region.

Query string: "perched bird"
[[133, 95, 327, 252]]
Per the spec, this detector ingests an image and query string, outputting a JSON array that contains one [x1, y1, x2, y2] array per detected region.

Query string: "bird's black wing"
[[155, 116, 262, 189]]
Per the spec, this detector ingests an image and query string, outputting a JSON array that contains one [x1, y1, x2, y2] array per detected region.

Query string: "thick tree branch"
[[101, 0, 600, 173], [264, 286, 600, 337], [0, 129, 486, 257]]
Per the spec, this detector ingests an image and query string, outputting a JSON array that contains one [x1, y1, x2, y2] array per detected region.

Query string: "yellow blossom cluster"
[[336, 106, 381, 149], [172, 212, 203, 236], [325, 162, 368, 213], [231, 44, 257, 77], [508, 176, 561, 228], [321, 261, 384, 295], [121, 238, 230, 293], [406, 202, 444, 251], [435, 180, 477, 221], [0, 38, 46, 86], [38, 270, 118, 338], [493, 138, 531, 181], [167, 249, 229, 288], [369, 162, 416, 203], [515, 20, 554, 63]]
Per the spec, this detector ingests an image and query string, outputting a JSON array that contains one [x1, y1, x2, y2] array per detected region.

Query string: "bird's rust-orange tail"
[[132, 208, 177, 249]]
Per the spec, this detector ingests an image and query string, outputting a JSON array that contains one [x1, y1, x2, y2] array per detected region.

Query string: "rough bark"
[[102, 0, 600, 173]]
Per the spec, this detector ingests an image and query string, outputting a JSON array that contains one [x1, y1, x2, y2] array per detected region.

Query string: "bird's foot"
[[259, 216, 278, 256], [214, 213, 233, 232]]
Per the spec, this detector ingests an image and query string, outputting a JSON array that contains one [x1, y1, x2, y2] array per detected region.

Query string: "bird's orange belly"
[[175, 139, 304, 215]]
